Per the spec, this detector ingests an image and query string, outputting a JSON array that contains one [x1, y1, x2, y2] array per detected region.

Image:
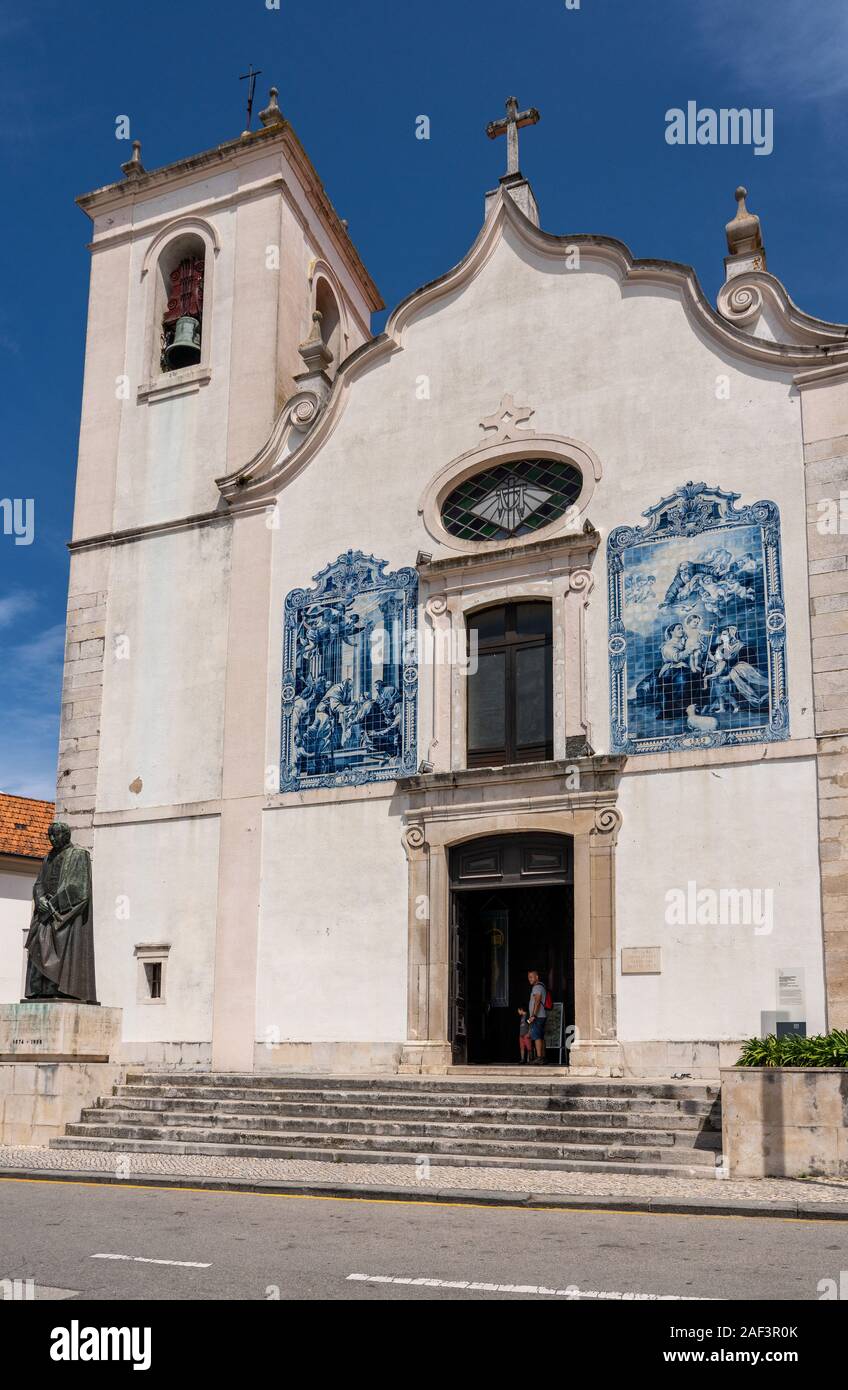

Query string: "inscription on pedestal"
[[0, 1002, 122, 1062]]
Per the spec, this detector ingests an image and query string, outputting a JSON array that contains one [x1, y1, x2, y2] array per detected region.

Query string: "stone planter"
[[721, 1066, 848, 1178]]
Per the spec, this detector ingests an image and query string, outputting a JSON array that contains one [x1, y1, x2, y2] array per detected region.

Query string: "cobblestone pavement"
[[1, 1145, 847, 1204]]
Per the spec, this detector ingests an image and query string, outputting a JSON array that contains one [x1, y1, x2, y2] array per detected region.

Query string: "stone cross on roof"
[[486, 95, 540, 177]]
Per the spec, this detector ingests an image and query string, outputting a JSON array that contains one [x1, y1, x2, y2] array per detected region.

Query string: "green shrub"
[[736, 1030, 848, 1068]]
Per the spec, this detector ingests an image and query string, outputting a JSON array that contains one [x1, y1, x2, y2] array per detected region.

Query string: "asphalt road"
[[1, 1177, 846, 1301]]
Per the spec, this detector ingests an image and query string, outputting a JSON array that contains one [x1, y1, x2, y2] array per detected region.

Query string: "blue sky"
[[1, 0, 846, 798]]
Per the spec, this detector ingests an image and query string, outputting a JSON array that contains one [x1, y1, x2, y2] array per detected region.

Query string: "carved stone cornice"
[[416, 528, 599, 587], [398, 757, 623, 836], [78, 121, 381, 297]]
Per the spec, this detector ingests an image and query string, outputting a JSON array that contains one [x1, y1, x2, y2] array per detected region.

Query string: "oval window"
[[441, 457, 582, 542]]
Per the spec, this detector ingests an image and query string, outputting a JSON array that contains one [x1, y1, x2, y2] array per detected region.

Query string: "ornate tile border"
[[608, 482, 789, 755], [281, 549, 418, 790]]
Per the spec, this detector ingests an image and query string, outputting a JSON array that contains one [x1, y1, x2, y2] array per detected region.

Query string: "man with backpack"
[[526, 970, 550, 1065]]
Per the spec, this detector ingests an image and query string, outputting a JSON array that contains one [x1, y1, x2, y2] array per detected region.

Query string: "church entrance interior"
[[449, 834, 574, 1065]]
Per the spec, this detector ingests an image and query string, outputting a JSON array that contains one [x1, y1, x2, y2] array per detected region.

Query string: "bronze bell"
[[164, 315, 201, 370]]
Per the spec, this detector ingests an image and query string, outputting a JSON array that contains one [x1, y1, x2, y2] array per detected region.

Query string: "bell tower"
[[72, 86, 382, 543], [56, 90, 382, 1068], [58, 91, 381, 858]]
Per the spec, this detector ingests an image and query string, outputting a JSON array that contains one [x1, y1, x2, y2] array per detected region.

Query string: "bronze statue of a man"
[[25, 821, 97, 1004]]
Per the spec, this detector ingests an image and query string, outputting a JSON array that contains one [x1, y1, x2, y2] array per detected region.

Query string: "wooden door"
[[449, 893, 468, 1064]]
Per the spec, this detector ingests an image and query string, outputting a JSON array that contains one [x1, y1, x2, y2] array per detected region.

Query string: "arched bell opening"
[[157, 233, 205, 373]]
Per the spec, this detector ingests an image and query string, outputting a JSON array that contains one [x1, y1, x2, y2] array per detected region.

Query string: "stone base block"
[[0, 1062, 124, 1145], [569, 1039, 745, 1079], [253, 1041, 403, 1074], [0, 1002, 122, 1062], [567, 1040, 623, 1076], [397, 1041, 454, 1074], [119, 1041, 211, 1070], [721, 1067, 848, 1178]]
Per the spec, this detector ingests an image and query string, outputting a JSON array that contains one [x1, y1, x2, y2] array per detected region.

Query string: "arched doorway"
[[448, 833, 574, 1065]]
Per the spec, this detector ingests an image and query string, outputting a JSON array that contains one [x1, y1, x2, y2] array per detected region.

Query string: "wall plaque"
[[777, 968, 805, 1016], [621, 946, 662, 975]]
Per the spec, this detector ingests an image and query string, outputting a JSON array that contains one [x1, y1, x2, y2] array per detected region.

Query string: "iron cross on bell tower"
[[486, 95, 540, 177]]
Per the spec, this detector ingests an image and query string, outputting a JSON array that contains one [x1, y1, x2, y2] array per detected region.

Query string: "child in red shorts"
[[518, 1008, 533, 1062]]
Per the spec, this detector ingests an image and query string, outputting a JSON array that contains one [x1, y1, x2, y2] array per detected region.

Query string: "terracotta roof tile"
[[0, 794, 55, 860]]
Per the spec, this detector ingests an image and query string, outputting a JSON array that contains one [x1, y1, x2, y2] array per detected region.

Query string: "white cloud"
[[0, 591, 38, 627], [0, 756, 57, 801], [0, 622, 64, 800], [11, 623, 66, 671], [694, 0, 848, 100]]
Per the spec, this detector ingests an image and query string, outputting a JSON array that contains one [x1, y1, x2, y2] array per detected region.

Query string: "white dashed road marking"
[[92, 1253, 211, 1269], [347, 1273, 712, 1299]]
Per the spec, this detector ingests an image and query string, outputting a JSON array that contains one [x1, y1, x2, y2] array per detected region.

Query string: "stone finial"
[[121, 140, 146, 180], [297, 310, 334, 374], [288, 310, 334, 428], [259, 86, 284, 128], [725, 186, 764, 258]]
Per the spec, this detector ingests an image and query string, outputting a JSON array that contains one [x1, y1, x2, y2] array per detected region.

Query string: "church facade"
[[56, 94, 848, 1076]]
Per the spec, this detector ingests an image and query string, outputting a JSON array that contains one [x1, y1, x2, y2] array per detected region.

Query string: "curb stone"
[[0, 1166, 845, 1219]]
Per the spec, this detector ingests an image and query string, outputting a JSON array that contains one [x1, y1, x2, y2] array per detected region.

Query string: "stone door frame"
[[399, 777, 622, 1072]]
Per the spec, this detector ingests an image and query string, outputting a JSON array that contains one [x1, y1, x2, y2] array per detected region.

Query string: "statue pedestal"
[[0, 1002, 122, 1062], [0, 1003, 124, 1146]]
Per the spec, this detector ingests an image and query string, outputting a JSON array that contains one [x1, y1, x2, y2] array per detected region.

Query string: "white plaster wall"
[[256, 800, 407, 1044], [96, 524, 231, 813], [92, 816, 220, 1042], [0, 870, 33, 1004], [615, 757, 826, 1040]]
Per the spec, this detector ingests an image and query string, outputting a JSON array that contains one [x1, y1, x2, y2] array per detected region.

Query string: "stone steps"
[[50, 1070, 723, 1177], [52, 1126, 716, 1169], [124, 1072, 717, 1100], [71, 1107, 721, 1150], [47, 1132, 716, 1177], [110, 1085, 716, 1117], [94, 1096, 717, 1129]]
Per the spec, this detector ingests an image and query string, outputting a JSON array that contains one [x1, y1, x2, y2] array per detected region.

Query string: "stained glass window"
[[442, 458, 582, 542]]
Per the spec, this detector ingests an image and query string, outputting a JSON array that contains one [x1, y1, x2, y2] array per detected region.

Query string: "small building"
[[0, 795, 54, 1003]]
